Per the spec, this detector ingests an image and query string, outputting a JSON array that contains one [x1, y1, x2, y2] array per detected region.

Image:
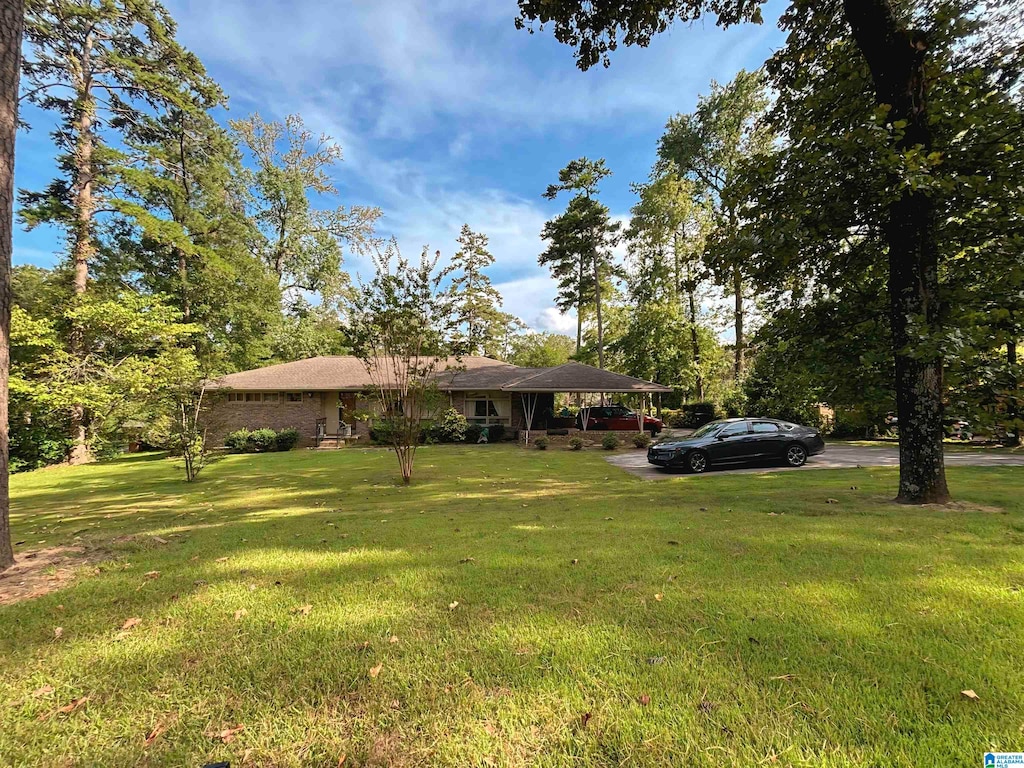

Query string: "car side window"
[[751, 422, 779, 433], [720, 423, 748, 437]]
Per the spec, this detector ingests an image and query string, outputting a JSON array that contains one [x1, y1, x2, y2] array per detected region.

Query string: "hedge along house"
[[204, 355, 672, 448]]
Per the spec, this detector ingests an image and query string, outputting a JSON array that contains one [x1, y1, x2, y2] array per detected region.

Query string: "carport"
[[498, 362, 673, 442]]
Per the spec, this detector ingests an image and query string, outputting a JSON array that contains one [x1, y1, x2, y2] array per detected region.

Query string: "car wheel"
[[785, 444, 807, 467], [687, 450, 709, 473]]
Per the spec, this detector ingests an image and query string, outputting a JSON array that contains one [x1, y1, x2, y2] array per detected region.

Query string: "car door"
[[747, 421, 785, 458], [707, 421, 751, 462], [607, 406, 634, 430]]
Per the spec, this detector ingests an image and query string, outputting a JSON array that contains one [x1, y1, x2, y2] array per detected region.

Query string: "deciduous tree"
[[0, 0, 23, 570]]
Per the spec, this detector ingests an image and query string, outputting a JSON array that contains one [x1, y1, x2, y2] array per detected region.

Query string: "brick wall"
[[204, 393, 325, 448]]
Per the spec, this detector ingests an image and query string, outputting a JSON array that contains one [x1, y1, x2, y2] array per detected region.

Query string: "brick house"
[[204, 356, 671, 448]]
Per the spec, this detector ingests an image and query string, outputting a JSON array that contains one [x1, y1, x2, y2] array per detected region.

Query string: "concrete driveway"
[[606, 443, 1024, 480]]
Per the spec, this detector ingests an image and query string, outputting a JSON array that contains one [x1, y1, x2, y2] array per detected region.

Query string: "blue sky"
[[13, 0, 787, 333]]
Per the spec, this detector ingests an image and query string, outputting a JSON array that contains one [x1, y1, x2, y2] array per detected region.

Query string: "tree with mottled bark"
[[514, 0, 965, 503], [19, 0, 219, 463], [0, 0, 24, 571]]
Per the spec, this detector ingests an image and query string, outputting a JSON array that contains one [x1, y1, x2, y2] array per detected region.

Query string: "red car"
[[576, 405, 664, 436]]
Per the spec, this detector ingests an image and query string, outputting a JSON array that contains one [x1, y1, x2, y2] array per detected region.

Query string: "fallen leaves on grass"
[[369, 663, 383, 679], [770, 674, 796, 681], [292, 604, 313, 616], [571, 559, 579, 566], [638, 694, 651, 706], [39, 695, 89, 720], [210, 724, 245, 743], [53, 627, 63, 639], [144, 719, 170, 747], [826, 498, 839, 504], [151, 536, 169, 545], [389, 635, 399, 644], [215, 556, 229, 563], [143, 571, 160, 580], [8, 684, 54, 708], [961, 689, 980, 701], [234, 609, 248, 620], [448, 601, 459, 610], [654, 593, 664, 602], [459, 557, 476, 564], [580, 712, 592, 729], [121, 617, 142, 631]]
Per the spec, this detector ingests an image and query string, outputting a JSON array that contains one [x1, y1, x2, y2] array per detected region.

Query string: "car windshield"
[[690, 421, 726, 438]]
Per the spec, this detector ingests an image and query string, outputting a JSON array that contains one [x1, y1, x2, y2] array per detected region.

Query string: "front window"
[[720, 422, 749, 437], [691, 421, 726, 438], [465, 393, 510, 425]]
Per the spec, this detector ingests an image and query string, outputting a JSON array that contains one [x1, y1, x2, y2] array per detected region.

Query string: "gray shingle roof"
[[208, 356, 672, 393]]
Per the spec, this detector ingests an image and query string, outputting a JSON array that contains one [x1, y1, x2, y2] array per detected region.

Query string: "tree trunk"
[[68, 36, 96, 465], [0, 0, 23, 572], [843, 0, 949, 504], [732, 263, 744, 379], [177, 248, 190, 322], [575, 255, 583, 354], [593, 252, 604, 369], [1007, 337, 1020, 446], [686, 261, 704, 400]]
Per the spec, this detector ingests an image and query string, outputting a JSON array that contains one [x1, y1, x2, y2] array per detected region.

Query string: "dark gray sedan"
[[647, 418, 826, 473]]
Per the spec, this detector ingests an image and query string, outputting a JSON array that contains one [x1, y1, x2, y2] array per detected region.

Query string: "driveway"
[[606, 443, 1024, 480]]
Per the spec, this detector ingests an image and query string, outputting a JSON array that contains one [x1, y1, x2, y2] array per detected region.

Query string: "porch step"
[[313, 436, 360, 449]]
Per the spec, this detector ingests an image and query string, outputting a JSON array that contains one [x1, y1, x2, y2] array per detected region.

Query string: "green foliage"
[[539, 157, 621, 361], [679, 402, 720, 428], [275, 429, 300, 452], [568, 435, 585, 450], [225, 427, 297, 453], [632, 432, 652, 448], [451, 225, 509, 356], [509, 332, 576, 368], [230, 113, 380, 307], [601, 433, 619, 450], [345, 242, 462, 483], [427, 408, 469, 444], [533, 436, 550, 450]]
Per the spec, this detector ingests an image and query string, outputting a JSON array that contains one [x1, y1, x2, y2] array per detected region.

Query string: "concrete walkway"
[[606, 443, 1024, 480]]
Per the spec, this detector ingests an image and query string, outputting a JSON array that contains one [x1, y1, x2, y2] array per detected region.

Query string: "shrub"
[[568, 436, 585, 451], [465, 423, 484, 443], [275, 428, 300, 451], [427, 408, 468, 443], [249, 428, 278, 452], [487, 424, 506, 442], [601, 433, 619, 450], [534, 436, 550, 450], [226, 427, 299, 453], [224, 428, 252, 452], [370, 420, 397, 445], [681, 402, 719, 428], [632, 432, 652, 448]]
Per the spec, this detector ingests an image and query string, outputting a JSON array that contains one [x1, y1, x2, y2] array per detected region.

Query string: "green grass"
[[2, 447, 1023, 767]]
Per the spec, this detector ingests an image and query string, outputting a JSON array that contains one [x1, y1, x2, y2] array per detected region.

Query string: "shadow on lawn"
[[4, 448, 1024, 763]]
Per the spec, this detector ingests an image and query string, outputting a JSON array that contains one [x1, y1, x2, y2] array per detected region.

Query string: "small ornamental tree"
[[347, 242, 461, 484]]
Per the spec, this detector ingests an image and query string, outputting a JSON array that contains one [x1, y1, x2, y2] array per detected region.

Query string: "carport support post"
[[521, 392, 537, 445]]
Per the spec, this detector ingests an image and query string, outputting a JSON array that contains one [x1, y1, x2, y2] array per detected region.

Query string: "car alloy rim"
[[690, 453, 706, 471], [787, 446, 805, 465]]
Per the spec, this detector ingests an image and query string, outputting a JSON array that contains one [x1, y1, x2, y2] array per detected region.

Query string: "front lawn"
[[2, 447, 1023, 766]]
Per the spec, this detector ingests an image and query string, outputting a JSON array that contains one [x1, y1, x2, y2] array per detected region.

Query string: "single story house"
[[205, 355, 672, 448]]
